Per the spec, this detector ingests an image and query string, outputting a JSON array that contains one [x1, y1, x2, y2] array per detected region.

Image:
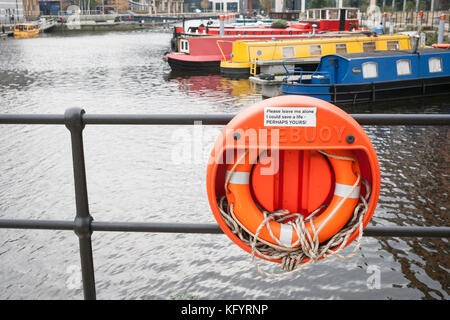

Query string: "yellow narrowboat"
[[14, 23, 40, 39], [220, 34, 412, 77]]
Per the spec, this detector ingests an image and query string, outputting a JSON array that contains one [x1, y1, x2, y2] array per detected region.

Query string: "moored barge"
[[220, 34, 412, 77], [281, 48, 450, 103]]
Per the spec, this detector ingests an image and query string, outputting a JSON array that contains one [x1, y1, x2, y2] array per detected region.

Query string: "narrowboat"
[[13, 23, 40, 39], [164, 33, 343, 72], [220, 34, 411, 77], [281, 48, 450, 104], [171, 22, 314, 47], [173, 7, 360, 40]]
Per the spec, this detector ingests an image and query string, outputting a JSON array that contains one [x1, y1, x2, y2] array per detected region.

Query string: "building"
[[153, 0, 184, 13], [24, 0, 40, 16], [39, 0, 61, 15], [209, 0, 239, 11], [0, 0, 25, 24]]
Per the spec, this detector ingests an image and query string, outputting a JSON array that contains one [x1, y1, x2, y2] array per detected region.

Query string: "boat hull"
[[166, 34, 319, 73], [167, 56, 220, 72], [14, 29, 39, 39], [281, 76, 450, 104]]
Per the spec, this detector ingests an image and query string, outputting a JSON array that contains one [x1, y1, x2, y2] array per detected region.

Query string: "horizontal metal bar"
[[0, 113, 449, 126], [82, 114, 234, 125], [351, 114, 450, 126], [362, 226, 450, 238], [0, 219, 449, 238], [0, 114, 65, 125], [0, 219, 73, 230], [91, 221, 223, 234]]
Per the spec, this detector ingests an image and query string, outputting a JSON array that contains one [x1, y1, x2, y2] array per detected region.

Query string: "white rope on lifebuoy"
[[218, 149, 371, 278]]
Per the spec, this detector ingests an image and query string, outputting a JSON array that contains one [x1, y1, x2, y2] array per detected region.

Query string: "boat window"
[[321, 10, 327, 19], [227, 31, 230, 35], [180, 40, 189, 53], [309, 45, 322, 56], [315, 10, 320, 19], [363, 42, 377, 52], [387, 40, 399, 50], [362, 62, 378, 79], [347, 9, 358, 19], [329, 9, 339, 20], [282, 47, 296, 58], [335, 43, 347, 54], [428, 57, 442, 73], [396, 59, 411, 75]]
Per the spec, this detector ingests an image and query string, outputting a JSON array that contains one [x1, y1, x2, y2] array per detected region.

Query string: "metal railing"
[[0, 109, 450, 300]]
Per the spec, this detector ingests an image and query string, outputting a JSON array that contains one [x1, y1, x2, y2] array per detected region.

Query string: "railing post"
[[64, 108, 96, 300]]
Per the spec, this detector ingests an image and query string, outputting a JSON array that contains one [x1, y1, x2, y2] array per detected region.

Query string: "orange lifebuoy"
[[206, 96, 380, 264], [225, 149, 361, 247]]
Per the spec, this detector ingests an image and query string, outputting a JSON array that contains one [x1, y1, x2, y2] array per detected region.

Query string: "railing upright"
[[64, 108, 96, 300]]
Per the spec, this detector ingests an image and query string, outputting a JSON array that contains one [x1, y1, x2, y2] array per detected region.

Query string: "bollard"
[[219, 15, 224, 36], [438, 14, 445, 44]]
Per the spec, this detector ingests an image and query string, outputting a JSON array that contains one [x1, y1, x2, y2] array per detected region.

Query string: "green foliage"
[[426, 32, 437, 46], [307, 0, 334, 8], [271, 19, 288, 28]]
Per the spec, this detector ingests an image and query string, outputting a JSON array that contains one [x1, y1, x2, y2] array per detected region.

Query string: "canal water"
[[0, 29, 448, 300]]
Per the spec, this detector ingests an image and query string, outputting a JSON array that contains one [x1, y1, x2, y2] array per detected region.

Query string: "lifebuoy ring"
[[206, 95, 380, 267], [225, 149, 361, 247]]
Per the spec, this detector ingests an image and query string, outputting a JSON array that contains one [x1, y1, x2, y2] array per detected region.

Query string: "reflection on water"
[[0, 30, 448, 300], [166, 73, 259, 101]]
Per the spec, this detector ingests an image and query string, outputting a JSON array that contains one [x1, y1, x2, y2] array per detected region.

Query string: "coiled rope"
[[218, 149, 371, 278]]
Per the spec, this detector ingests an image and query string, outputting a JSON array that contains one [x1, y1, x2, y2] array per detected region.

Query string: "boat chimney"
[[412, 34, 420, 53], [438, 14, 446, 44], [219, 15, 225, 36]]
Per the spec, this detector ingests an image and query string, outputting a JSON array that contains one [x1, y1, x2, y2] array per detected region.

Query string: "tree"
[[307, 0, 334, 8], [259, 0, 274, 12]]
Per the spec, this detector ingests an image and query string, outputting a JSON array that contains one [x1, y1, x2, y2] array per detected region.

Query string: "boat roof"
[[307, 7, 358, 10], [235, 34, 408, 45], [328, 48, 449, 60]]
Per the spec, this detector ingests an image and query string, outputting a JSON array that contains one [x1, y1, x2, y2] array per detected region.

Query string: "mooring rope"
[[218, 149, 371, 278]]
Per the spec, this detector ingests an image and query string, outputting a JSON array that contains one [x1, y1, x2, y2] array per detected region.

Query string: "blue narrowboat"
[[281, 48, 450, 104]]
